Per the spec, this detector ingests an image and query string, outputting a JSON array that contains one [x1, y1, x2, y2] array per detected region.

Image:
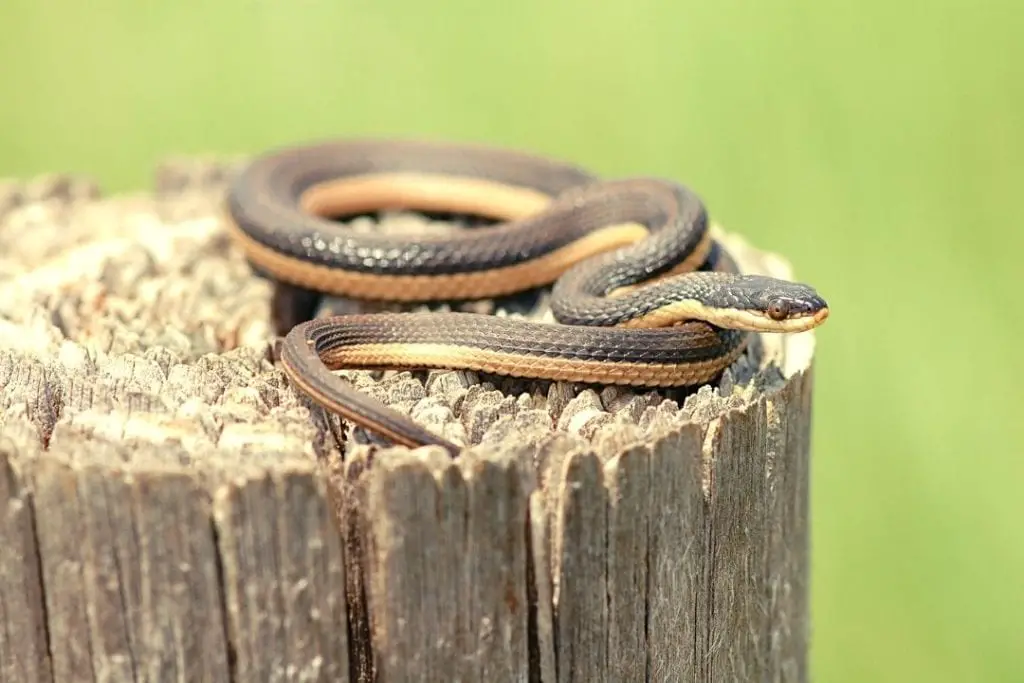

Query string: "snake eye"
[[766, 299, 791, 321]]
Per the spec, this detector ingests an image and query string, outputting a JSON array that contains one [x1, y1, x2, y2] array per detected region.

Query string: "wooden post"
[[0, 161, 819, 682]]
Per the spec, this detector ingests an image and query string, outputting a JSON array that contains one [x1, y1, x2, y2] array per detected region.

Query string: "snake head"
[[730, 275, 829, 332], [663, 273, 829, 333], [611, 272, 830, 333]]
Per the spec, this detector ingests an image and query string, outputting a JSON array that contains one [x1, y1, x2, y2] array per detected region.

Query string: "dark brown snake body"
[[224, 139, 829, 455]]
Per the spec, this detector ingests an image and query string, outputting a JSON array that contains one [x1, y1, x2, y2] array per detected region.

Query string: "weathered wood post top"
[[1, 158, 821, 683]]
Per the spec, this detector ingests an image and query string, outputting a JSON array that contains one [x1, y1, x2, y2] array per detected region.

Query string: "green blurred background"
[[2, 0, 1021, 680]]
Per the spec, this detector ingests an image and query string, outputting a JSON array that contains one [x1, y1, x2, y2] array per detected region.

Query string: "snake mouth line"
[[809, 307, 830, 326], [729, 306, 831, 333], [622, 300, 830, 333]]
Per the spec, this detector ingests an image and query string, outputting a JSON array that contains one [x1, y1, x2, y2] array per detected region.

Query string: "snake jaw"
[[756, 305, 829, 333], [619, 294, 829, 333], [729, 300, 829, 333], [706, 307, 826, 333]]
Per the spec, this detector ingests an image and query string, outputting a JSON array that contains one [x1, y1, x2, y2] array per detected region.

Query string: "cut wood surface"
[[0, 159, 820, 683]]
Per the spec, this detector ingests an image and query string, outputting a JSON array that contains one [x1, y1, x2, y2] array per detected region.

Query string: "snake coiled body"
[[224, 139, 829, 455]]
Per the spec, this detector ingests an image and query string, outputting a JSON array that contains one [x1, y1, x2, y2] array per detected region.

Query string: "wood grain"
[[0, 160, 820, 682]]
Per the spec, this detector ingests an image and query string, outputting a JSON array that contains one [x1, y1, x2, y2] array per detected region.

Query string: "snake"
[[223, 139, 829, 456]]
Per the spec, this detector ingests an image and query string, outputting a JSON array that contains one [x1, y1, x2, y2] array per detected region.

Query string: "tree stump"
[[0, 159, 820, 683]]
